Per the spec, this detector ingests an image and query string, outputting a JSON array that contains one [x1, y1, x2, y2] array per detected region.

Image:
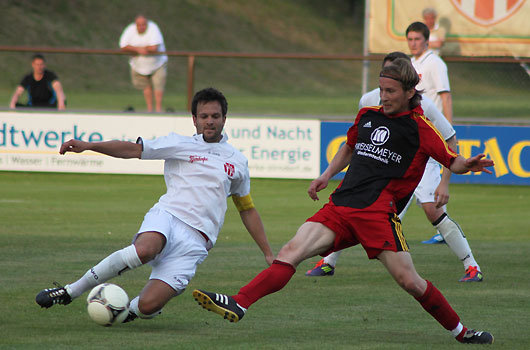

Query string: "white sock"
[[434, 214, 480, 271], [129, 296, 162, 319], [67, 245, 142, 299], [451, 322, 464, 337], [323, 250, 343, 267]]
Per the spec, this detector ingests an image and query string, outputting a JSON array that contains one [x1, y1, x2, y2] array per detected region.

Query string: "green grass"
[[1, 171, 529, 349]]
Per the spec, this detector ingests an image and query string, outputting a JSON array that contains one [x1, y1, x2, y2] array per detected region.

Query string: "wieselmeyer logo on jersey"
[[371, 126, 390, 146], [355, 126, 403, 165]]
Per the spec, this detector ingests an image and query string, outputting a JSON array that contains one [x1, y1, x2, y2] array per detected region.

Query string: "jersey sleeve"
[[346, 108, 371, 148], [139, 132, 187, 160], [119, 24, 134, 48], [417, 115, 457, 168], [230, 158, 251, 198], [420, 95, 455, 141], [45, 70, 58, 82], [429, 58, 450, 93], [20, 74, 31, 88], [147, 22, 164, 46]]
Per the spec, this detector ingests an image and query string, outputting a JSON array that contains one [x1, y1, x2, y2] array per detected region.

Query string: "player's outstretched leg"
[[36, 245, 142, 309], [193, 289, 246, 323], [36, 282, 72, 308]]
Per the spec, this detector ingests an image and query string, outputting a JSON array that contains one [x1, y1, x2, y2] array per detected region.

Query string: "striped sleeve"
[[417, 113, 458, 168]]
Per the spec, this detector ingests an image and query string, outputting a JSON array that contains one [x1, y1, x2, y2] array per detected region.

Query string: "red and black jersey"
[[331, 105, 457, 213]]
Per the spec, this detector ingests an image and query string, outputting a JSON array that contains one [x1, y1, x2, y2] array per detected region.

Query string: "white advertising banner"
[[225, 118, 320, 179], [0, 112, 321, 179], [0, 112, 194, 174]]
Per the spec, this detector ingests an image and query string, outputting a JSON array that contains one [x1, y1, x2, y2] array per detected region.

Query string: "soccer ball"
[[86, 283, 130, 326]]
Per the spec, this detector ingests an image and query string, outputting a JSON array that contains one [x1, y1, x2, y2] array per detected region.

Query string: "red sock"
[[233, 260, 296, 309], [415, 280, 460, 331]]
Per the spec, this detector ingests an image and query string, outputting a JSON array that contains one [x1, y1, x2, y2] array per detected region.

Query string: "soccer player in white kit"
[[306, 52, 483, 282], [35, 87, 274, 321]]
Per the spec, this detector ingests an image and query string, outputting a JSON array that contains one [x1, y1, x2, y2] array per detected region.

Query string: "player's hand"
[[136, 47, 149, 55], [264, 253, 275, 266], [434, 183, 449, 208], [308, 177, 328, 201], [60, 139, 89, 154], [465, 154, 494, 174]]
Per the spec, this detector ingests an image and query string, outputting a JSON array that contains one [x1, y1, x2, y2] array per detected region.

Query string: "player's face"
[[193, 101, 226, 143], [407, 31, 428, 58], [31, 58, 46, 75], [135, 16, 148, 34], [379, 77, 414, 115]]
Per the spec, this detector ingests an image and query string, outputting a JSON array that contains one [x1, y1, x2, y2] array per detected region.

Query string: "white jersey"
[[119, 20, 168, 75], [139, 133, 250, 245], [411, 50, 450, 113], [358, 88, 455, 141]]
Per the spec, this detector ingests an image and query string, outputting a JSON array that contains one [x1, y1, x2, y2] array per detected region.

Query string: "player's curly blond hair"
[[379, 58, 422, 108]]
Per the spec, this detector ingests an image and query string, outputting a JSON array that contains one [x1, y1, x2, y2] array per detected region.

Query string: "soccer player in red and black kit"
[[192, 58, 494, 345]]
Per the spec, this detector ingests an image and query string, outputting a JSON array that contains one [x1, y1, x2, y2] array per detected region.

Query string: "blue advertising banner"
[[321, 122, 530, 185]]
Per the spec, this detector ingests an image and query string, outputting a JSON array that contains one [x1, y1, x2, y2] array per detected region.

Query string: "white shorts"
[[414, 159, 442, 204], [134, 204, 209, 293]]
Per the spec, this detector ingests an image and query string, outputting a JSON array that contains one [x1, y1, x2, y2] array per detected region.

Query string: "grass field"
[[1, 171, 529, 349]]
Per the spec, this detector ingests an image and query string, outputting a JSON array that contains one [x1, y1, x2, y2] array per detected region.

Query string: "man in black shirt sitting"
[[9, 54, 66, 110]]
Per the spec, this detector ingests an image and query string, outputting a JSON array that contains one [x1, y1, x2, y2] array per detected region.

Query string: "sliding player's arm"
[[233, 194, 274, 265]]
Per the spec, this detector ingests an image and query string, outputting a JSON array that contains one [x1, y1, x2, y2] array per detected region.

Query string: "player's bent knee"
[[138, 297, 164, 317]]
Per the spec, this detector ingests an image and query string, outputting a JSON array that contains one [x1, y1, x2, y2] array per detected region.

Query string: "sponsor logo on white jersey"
[[189, 155, 208, 163]]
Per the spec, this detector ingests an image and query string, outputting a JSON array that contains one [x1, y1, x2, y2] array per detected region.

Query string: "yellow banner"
[[369, 0, 530, 57]]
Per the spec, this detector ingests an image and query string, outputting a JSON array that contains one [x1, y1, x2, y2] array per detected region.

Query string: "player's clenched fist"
[[59, 139, 90, 154]]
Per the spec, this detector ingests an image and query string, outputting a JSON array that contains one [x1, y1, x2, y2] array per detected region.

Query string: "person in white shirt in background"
[[422, 8, 446, 56], [119, 15, 168, 112], [35, 87, 274, 323]]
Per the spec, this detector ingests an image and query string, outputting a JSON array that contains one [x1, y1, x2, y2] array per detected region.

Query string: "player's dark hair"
[[406, 21, 430, 41], [32, 53, 46, 62], [191, 87, 228, 117], [380, 58, 422, 109], [382, 52, 410, 68]]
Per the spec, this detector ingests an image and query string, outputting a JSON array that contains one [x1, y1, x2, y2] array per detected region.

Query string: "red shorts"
[[306, 202, 408, 259]]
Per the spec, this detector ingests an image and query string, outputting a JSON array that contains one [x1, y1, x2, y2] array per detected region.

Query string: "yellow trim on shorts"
[[392, 214, 409, 252], [232, 194, 255, 212]]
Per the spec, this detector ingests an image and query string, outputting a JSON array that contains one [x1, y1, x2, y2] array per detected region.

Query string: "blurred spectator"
[[119, 15, 168, 112], [9, 54, 66, 110], [422, 8, 445, 56]]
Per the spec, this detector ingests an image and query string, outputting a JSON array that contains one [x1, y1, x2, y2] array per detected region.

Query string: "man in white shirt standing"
[[35, 87, 274, 323], [407, 21, 452, 123], [119, 15, 168, 112]]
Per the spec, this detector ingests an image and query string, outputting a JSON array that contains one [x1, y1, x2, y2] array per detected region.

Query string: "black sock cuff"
[[432, 212, 448, 226]]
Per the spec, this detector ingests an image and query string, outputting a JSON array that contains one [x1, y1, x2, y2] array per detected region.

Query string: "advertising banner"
[[226, 118, 321, 179], [0, 112, 189, 174], [0, 112, 321, 179], [369, 0, 530, 57], [321, 121, 530, 185]]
